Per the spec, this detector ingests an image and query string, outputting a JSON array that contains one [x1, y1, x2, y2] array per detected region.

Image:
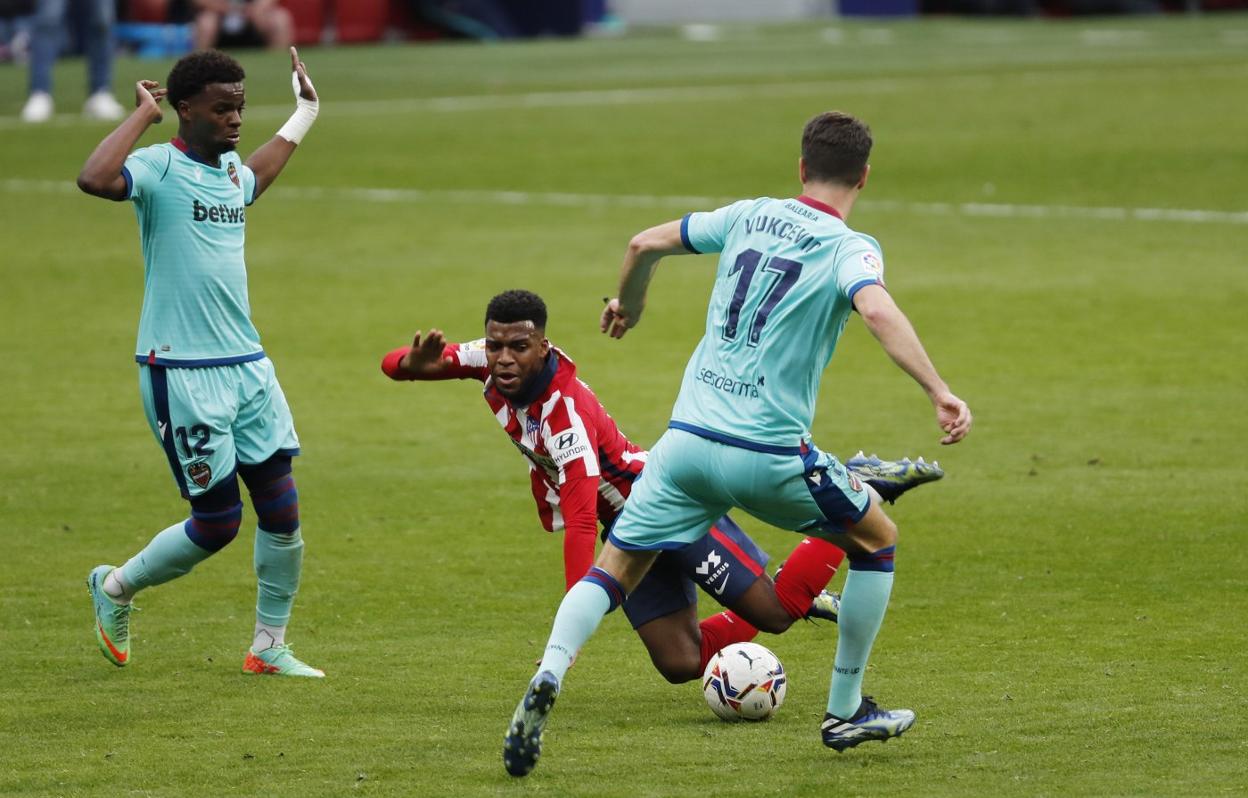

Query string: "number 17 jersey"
[[669, 195, 886, 452]]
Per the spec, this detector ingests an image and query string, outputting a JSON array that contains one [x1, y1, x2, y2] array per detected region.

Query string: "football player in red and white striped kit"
[[382, 290, 936, 683]]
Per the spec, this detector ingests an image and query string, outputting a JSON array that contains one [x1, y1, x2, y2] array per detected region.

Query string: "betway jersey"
[[381, 340, 647, 531], [122, 138, 262, 367], [670, 195, 885, 453]]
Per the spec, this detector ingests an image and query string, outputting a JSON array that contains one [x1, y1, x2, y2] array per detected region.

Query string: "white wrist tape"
[[276, 71, 318, 145]]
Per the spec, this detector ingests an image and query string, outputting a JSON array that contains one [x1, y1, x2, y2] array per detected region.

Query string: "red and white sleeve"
[[380, 338, 490, 382]]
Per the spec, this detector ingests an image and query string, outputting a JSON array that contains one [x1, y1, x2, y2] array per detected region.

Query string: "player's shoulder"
[[703, 196, 770, 220], [542, 349, 605, 416], [127, 141, 175, 167], [839, 228, 883, 259], [734, 196, 776, 216], [547, 347, 587, 401], [452, 337, 489, 368]]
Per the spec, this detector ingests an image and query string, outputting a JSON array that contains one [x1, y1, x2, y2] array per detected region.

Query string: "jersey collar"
[[503, 350, 562, 409], [171, 137, 221, 168], [796, 195, 844, 220]]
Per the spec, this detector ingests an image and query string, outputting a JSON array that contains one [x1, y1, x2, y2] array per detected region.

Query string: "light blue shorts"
[[138, 358, 300, 498], [608, 426, 869, 550]]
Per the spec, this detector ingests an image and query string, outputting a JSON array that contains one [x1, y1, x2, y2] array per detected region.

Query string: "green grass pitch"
[[1, 15, 1246, 796]]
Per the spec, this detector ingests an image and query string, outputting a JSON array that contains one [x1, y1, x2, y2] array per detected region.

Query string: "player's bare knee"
[[848, 504, 897, 553], [876, 514, 898, 549], [653, 655, 700, 684], [752, 609, 796, 635]]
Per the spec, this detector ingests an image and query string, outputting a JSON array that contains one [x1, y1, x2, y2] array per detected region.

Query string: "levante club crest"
[[187, 460, 213, 489], [228, 162, 240, 188]]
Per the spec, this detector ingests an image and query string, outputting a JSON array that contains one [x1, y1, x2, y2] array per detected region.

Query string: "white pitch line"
[[4, 57, 1247, 131], [4, 178, 1247, 226], [0, 78, 910, 131]]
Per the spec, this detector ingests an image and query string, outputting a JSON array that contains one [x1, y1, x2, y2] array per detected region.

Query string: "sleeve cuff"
[[680, 212, 701, 254], [120, 166, 133, 201], [380, 347, 411, 379], [846, 278, 885, 308]]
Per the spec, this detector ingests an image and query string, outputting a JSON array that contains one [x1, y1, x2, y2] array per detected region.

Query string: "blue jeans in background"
[[29, 0, 114, 95]]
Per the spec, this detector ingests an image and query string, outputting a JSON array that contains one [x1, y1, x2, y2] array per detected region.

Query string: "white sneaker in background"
[[20, 91, 54, 123], [83, 91, 125, 121]]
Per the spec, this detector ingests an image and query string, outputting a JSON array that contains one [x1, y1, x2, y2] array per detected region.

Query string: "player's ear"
[[857, 164, 870, 190], [798, 157, 807, 185], [539, 337, 550, 356]]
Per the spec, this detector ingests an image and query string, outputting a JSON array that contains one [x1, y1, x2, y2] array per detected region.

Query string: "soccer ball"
[[701, 642, 787, 721]]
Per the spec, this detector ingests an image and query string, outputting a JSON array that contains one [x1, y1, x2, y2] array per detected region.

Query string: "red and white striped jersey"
[[382, 339, 648, 588]]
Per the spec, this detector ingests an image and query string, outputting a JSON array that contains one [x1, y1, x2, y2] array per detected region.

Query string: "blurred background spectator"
[[174, 0, 293, 50], [0, 0, 33, 64], [20, 0, 124, 123]]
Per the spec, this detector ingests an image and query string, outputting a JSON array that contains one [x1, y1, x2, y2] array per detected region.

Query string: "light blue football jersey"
[[123, 140, 262, 367], [668, 195, 885, 451]]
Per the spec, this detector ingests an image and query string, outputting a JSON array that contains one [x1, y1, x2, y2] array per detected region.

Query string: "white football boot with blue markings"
[[845, 452, 944, 505], [821, 696, 916, 751], [806, 590, 841, 623]]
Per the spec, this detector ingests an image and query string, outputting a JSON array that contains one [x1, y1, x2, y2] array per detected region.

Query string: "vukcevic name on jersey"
[[124, 139, 263, 367], [669, 195, 885, 453]]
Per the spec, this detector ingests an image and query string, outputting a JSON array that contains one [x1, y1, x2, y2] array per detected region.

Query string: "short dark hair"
[[485, 290, 547, 330], [801, 111, 872, 187], [166, 50, 246, 107]]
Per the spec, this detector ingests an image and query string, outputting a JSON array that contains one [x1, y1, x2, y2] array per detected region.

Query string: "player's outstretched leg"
[[502, 565, 628, 777], [845, 452, 943, 504], [503, 671, 560, 777], [822, 696, 916, 751], [86, 565, 132, 666]]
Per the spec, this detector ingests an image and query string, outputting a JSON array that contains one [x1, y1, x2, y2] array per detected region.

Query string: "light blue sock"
[[119, 520, 214, 591], [539, 579, 615, 683], [254, 526, 303, 627], [827, 568, 895, 718]]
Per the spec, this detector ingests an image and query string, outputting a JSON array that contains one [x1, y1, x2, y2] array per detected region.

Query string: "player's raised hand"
[[290, 46, 317, 103], [135, 80, 167, 122], [932, 390, 971, 445], [399, 329, 452, 376], [600, 297, 639, 339]]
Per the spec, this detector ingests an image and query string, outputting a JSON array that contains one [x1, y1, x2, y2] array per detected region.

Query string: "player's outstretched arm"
[[853, 284, 972, 445], [388, 329, 454, 378], [77, 81, 166, 200], [245, 47, 318, 200], [601, 219, 689, 338]]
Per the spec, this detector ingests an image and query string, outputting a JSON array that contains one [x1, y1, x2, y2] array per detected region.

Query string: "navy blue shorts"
[[622, 514, 770, 629]]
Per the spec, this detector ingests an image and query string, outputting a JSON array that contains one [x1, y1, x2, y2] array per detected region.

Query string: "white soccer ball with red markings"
[[701, 642, 787, 721]]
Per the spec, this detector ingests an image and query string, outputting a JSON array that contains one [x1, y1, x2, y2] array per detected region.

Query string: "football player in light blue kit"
[[503, 112, 972, 775], [76, 48, 324, 677]]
